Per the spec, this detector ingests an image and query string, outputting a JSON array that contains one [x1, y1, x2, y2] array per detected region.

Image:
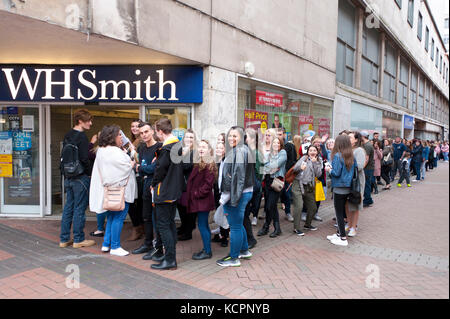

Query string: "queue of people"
[[58, 108, 448, 268]]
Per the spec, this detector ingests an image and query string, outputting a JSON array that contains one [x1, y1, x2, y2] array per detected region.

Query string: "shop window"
[[145, 106, 191, 141], [0, 106, 40, 212], [350, 102, 383, 135], [237, 78, 333, 141]]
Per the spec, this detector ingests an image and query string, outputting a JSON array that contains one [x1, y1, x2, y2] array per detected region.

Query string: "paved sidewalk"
[[0, 162, 448, 299]]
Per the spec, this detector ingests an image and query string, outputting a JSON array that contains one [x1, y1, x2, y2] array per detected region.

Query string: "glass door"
[[0, 105, 42, 216]]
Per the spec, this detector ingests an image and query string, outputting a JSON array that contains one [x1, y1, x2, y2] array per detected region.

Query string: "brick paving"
[[0, 162, 448, 299]]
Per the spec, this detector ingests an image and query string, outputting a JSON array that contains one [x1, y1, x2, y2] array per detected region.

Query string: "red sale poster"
[[244, 109, 268, 132], [298, 115, 314, 135], [255, 90, 283, 107], [318, 118, 331, 137]]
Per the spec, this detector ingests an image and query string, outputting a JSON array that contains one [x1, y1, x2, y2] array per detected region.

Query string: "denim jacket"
[[330, 153, 356, 188], [263, 149, 287, 178]]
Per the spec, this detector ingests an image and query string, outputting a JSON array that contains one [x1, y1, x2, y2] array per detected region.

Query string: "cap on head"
[[360, 131, 369, 138]]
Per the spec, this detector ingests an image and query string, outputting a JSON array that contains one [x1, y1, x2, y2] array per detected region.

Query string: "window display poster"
[[0, 132, 13, 177], [256, 90, 283, 107], [244, 110, 268, 133], [298, 115, 314, 135], [8, 115, 20, 131], [9, 150, 33, 197], [318, 118, 331, 137], [12, 131, 32, 151], [0, 131, 13, 154], [22, 115, 34, 132]]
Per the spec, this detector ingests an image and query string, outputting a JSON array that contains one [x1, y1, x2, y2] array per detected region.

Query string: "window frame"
[[417, 12, 423, 41], [424, 27, 429, 51], [395, 0, 402, 9], [407, 0, 414, 27]]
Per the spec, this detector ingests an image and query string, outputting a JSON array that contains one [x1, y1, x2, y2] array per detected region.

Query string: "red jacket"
[[186, 165, 216, 214]]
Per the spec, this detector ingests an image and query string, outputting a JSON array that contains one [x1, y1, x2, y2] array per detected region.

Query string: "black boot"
[[151, 259, 177, 270], [257, 222, 270, 236], [373, 181, 379, 194], [269, 222, 282, 238]]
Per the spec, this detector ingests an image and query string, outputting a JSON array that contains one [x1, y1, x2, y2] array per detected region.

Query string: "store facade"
[[237, 77, 334, 140], [0, 65, 203, 217]]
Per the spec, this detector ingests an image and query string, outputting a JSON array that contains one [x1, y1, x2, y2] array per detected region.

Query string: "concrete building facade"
[[0, 0, 448, 217]]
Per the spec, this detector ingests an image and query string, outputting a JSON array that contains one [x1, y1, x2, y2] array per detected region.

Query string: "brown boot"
[[127, 226, 142, 241]]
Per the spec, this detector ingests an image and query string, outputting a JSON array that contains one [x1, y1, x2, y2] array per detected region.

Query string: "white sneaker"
[[286, 213, 294, 222], [327, 234, 340, 241], [348, 228, 357, 237], [101, 246, 110, 252], [301, 214, 306, 222], [330, 237, 348, 246], [251, 217, 257, 226], [345, 223, 350, 232], [110, 247, 129, 256]]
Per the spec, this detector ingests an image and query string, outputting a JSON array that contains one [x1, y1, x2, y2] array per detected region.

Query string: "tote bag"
[[315, 178, 326, 201]]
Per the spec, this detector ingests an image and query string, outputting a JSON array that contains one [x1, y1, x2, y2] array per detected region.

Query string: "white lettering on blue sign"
[[1, 67, 180, 102]]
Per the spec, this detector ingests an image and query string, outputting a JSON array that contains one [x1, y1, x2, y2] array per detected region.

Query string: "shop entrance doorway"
[[49, 105, 141, 215]]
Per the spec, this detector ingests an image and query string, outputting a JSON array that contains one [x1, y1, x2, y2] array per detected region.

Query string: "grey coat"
[[292, 155, 323, 194]]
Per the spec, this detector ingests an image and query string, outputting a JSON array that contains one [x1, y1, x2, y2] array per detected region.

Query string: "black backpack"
[[60, 134, 84, 178], [348, 160, 361, 205]]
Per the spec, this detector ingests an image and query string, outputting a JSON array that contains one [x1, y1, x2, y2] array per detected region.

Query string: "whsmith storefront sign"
[[0, 65, 203, 103]]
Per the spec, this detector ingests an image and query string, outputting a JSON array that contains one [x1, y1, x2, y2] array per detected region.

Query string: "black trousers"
[[177, 203, 197, 236], [155, 202, 177, 262], [333, 192, 350, 238], [381, 165, 391, 185], [142, 196, 162, 249], [264, 177, 281, 226], [128, 179, 144, 227]]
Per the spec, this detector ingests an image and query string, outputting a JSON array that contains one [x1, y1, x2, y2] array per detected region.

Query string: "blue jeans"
[[224, 192, 253, 259], [363, 169, 374, 206], [414, 161, 421, 181], [96, 212, 107, 232], [433, 157, 438, 168], [420, 161, 426, 179], [197, 211, 211, 254], [102, 203, 130, 250], [60, 175, 90, 244], [443, 152, 449, 161]]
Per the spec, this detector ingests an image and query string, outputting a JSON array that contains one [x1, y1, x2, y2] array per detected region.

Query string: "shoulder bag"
[[98, 165, 130, 212], [271, 176, 285, 192], [348, 162, 361, 205]]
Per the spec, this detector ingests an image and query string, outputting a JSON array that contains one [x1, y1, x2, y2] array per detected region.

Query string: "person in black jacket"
[[59, 109, 96, 249], [276, 128, 296, 222], [150, 118, 184, 270], [131, 123, 163, 260], [177, 129, 197, 241], [411, 139, 423, 182]]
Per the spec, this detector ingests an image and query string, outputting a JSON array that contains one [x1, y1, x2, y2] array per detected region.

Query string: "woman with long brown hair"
[[325, 135, 356, 246], [186, 140, 217, 260]]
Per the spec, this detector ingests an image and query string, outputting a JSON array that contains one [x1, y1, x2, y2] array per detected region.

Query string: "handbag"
[[271, 176, 285, 192], [348, 162, 361, 205], [315, 178, 326, 201], [382, 152, 393, 166], [284, 167, 298, 184], [98, 165, 130, 212], [213, 204, 229, 229]]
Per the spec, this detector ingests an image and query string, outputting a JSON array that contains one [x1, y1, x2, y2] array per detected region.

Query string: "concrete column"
[[194, 66, 237, 144], [378, 32, 386, 99], [354, 8, 364, 89]]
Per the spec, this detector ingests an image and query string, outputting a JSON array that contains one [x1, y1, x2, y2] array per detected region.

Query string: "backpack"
[[348, 161, 361, 205], [60, 134, 84, 178]]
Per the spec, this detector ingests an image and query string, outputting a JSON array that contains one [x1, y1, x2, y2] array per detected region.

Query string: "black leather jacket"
[[220, 144, 254, 207]]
